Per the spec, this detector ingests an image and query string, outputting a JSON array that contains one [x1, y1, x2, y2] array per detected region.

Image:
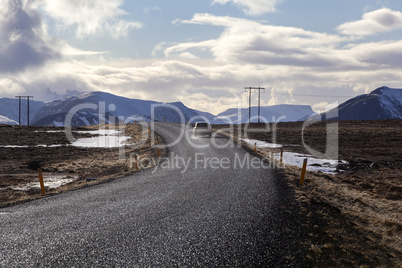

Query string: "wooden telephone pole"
[[244, 87, 265, 123], [15, 96, 33, 125]]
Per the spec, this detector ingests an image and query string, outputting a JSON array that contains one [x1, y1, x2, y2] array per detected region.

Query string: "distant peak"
[[370, 87, 385, 95], [168, 101, 185, 106], [371, 86, 401, 95], [74, 91, 111, 99]]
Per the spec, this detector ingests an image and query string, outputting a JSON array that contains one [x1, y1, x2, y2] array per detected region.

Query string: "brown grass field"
[[0, 124, 165, 207], [214, 119, 402, 267]]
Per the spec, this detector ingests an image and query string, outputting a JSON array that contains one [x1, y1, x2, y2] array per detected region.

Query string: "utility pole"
[[244, 87, 265, 123], [15, 96, 33, 125], [17, 96, 21, 125], [258, 88, 261, 123]]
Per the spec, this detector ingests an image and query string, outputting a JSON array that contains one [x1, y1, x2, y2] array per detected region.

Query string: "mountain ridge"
[[216, 104, 316, 124], [1, 86, 401, 126], [319, 86, 402, 121]]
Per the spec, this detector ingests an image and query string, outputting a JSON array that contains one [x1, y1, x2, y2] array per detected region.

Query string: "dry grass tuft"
[[214, 120, 402, 267], [0, 124, 167, 207]]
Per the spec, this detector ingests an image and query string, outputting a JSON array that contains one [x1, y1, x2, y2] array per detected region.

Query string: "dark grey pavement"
[[0, 123, 306, 267]]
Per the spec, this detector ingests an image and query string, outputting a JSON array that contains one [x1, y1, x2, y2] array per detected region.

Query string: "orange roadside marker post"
[[37, 169, 46, 195], [135, 156, 139, 171], [300, 158, 308, 185]]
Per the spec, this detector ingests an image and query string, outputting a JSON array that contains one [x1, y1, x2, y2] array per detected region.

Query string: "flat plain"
[[214, 119, 402, 266], [0, 124, 163, 207]]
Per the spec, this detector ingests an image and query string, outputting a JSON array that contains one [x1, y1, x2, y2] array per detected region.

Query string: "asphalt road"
[[0, 123, 306, 267]]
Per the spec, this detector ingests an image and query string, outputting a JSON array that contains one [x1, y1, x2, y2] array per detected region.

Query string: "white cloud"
[[178, 52, 200, 60], [61, 45, 108, 57], [105, 20, 142, 39], [337, 8, 402, 36], [171, 14, 353, 68], [212, 0, 280, 16], [312, 102, 330, 113], [346, 40, 402, 67], [0, 0, 61, 73], [39, 0, 142, 38], [2, 11, 402, 115], [0, 0, 113, 75], [0, 78, 25, 95], [144, 6, 162, 15]]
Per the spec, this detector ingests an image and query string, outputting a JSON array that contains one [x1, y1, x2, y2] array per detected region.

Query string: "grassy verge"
[[213, 120, 401, 267], [0, 123, 167, 208]]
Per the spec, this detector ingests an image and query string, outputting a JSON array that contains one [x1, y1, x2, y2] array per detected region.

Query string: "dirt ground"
[[1, 120, 401, 265], [0, 124, 166, 207], [214, 119, 402, 267]]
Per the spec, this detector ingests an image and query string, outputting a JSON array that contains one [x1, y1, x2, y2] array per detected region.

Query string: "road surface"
[[1, 123, 306, 267]]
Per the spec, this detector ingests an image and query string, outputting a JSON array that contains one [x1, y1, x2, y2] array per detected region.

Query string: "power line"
[[266, 92, 355, 98], [245, 87, 265, 122]]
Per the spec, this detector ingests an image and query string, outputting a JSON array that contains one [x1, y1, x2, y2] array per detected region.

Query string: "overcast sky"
[[1, 0, 402, 114]]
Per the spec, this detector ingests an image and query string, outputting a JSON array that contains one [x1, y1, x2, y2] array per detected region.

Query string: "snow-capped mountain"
[[216, 104, 316, 124], [320, 86, 402, 120], [152, 101, 217, 123], [30, 91, 217, 126], [0, 97, 45, 125], [1, 86, 400, 126], [0, 115, 18, 125], [39, 88, 84, 102], [32, 91, 157, 126]]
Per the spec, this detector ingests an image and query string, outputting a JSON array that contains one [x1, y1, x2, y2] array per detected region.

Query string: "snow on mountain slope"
[[32, 91, 159, 124], [216, 104, 315, 123], [319, 86, 402, 120], [377, 87, 402, 119], [0, 115, 18, 125], [31, 91, 219, 126], [5, 86, 399, 126], [40, 89, 84, 102], [32, 92, 155, 126], [0, 98, 45, 125]]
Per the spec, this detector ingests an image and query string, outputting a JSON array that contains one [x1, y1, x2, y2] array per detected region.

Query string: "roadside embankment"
[[213, 119, 402, 267]]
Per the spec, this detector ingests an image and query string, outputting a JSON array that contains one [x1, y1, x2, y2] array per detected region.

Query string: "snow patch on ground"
[[75, 129, 120, 135], [275, 152, 347, 174], [1, 129, 129, 148], [1, 145, 30, 148], [35, 130, 65, 133], [0, 144, 64, 148], [71, 129, 129, 148], [241, 138, 347, 174], [10, 175, 78, 191], [241, 138, 283, 148]]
